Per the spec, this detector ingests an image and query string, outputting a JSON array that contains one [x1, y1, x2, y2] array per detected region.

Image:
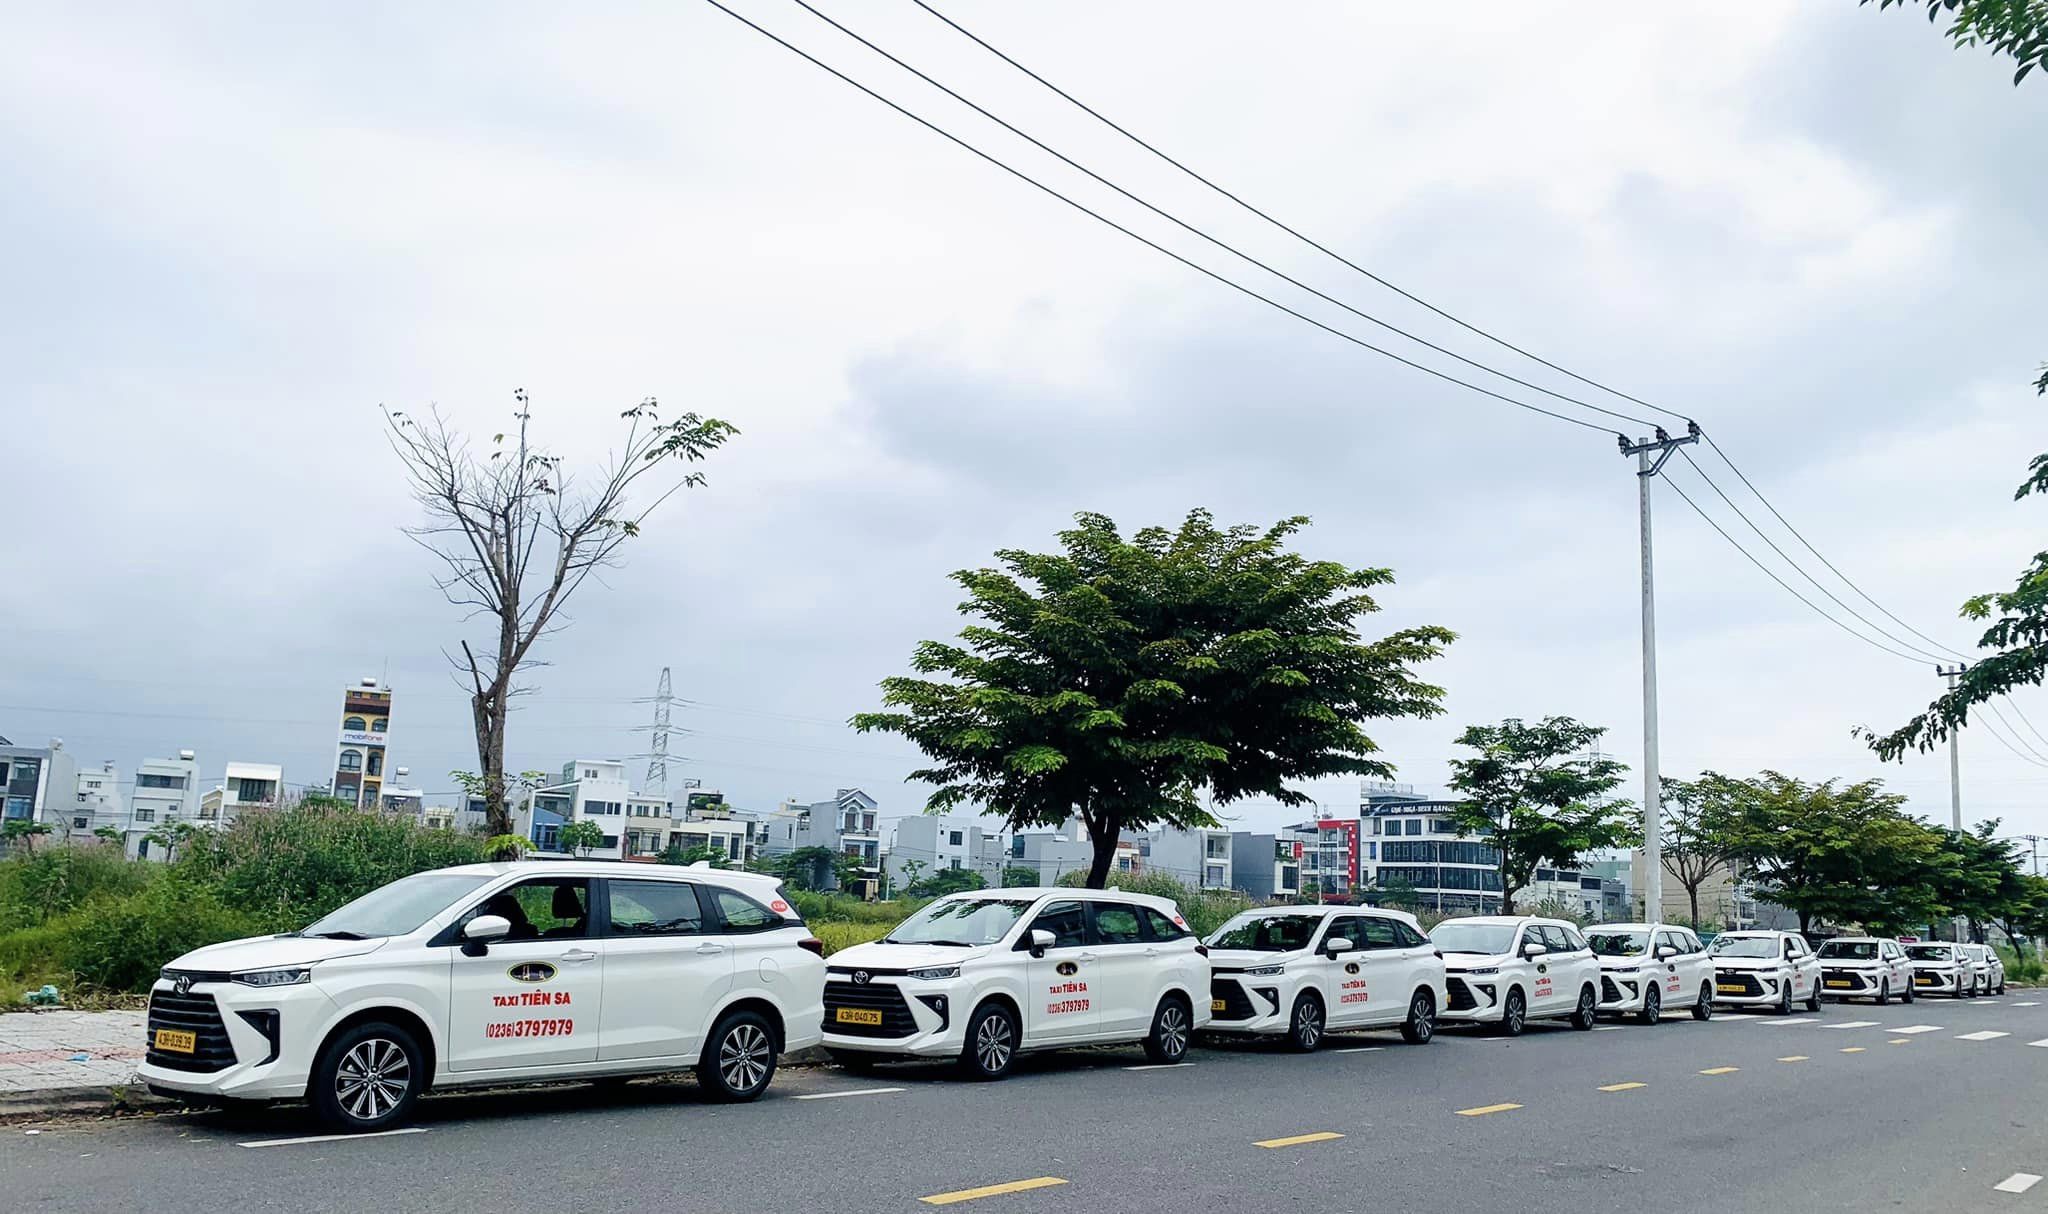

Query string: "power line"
[[699, 0, 1628, 436], [784, 0, 1662, 432], [907, 0, 1696, 429]]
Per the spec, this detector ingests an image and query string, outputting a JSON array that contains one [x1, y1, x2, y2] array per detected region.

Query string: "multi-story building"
[[885, 814, 1008, 891], [623, 791, 673, 860], [72, 760, 122, 837], [512, 759, 637, 860], [1229, 828, 1312, 902], [1004, 821, 1139, 886], [1139, 826, 1234, 891], [129, 751, 200, 860], [215, 760, 284, 823], [1628, 850, 1754, 929], [420, 797, 489, 833], [332, 677, 394, 810], [376, 770, 425, 820], [758, 789, 883, 896], [668, 793, 763, 867], [0, 736, 78, 838], [1359, 781, 1503, 915], [1294, 817, 1363, 899]]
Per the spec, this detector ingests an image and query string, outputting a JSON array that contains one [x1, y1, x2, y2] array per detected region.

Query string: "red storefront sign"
[[1317, 818, 1360, 885]]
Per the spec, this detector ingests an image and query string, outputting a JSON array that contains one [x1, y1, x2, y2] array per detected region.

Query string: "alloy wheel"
[[335, 1037, 411, 1124], [1292, 999, 1323, 1051], [718, 1022, 771, 1093], [975, 1012, 1015, 1074], [1156, 1004, 1190, 1058]]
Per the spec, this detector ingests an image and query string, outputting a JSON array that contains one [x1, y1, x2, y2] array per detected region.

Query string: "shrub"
[[791, 890, 918, 925], [812, 920, 893, 956], [0, 847, 155, 928]]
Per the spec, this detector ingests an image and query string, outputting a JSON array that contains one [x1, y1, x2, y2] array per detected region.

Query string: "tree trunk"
[[1686, 882, 1701, 929], [475, 686, 510, 838], [1797, 908, 1812, 935], [1085, 830, 1117, 889]]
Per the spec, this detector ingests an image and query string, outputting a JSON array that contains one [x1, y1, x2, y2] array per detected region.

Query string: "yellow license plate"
[[1825, 980, 1852, 989], [1212, 999, 1227, 1013], [1914, 976, 1935, 985], [154, 1028, 197, 1054], [834, 1007, 883, 1026], [1716, 984, 1744, 994]]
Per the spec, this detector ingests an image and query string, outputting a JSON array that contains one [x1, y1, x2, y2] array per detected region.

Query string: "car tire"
[[1805, 977, 1822, 1013], [1903, 981, 1916, 1004], [1776, 981, 1795, 1016], [1692, 982, 1714, 1021], [958, 1000, 1020, 1081], [1285, 993, 1325, 1053], [1635, 984, 1661, 1027], [697, 1009, 777, 1103], [1142, 995, 1193, 1064], [1570, 985, 1598, 1031], [826, 1048, 883, 1074], [1876, 979, 1890, 1006], [1498, 987, 1528, 1037], [1400, 989, 1436, 1045], [309, 1020, 425, 1134]]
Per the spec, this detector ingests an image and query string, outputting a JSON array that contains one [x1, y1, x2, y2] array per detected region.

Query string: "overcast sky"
[[4, 2, 2044, 852]]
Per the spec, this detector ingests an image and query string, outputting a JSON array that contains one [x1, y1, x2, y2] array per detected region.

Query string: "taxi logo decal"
[[508, 962, 557, 984], [771, 899, 790, 913], [1056, 960, 1080, 977], [1345, 962, 1361, 975]]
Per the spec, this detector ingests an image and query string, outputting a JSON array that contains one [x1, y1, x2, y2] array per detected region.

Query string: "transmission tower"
[[639, 667, 676, 795]]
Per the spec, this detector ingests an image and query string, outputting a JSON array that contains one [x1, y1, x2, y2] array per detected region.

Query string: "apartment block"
[[0, 736, 77, 837], [129, 751, 200, 860], [332, 677, 393, 811]]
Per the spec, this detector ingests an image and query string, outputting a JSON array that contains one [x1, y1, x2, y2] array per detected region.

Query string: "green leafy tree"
[[1373, 874, 1421, 911], [388, 394, 736, 837], [855, 510, 1453, 888], [1864, 0, 2048, 84], [556, 820, 605, 857], [771, 846, 842, 892], [1000, 864, 1041, 888], [1724, 773, 1940, 934], [907, 866, 987, 899], [1933, 821, 2028, 940], [91, 826, 121, 847], [1659, 773, 1748, 928], [895, 858, 928, 899], [484, 833, 532, 862], [2, 821, 52, 856], [1444, 717, 1636, 915], [662, 844, 730, 868]]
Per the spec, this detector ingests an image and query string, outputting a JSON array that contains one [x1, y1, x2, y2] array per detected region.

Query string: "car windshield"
[[1587, 929, 1650, 957], [300, 872, 494, 939], [882, 897, 1034, 947], [1709, 936, 1779, 959], [1906, 944, 1953, 961], [1207, 913, 1324, 952], [1818, 940, 1879, 960], [1430, 921, 1516, 955]]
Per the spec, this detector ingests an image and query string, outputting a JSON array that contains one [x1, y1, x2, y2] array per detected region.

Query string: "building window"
[[1370, 818, 1382, 835], [5, 797, 32, 820], [137, 773, 186, 790], [583, 800, 621, 816], [343, 716, 367, 731], [72, 816, 89, 830], [337, 750, 363, 772], [948, 830, 964, 847], [370, 718, 388, 732], [13, 762, 40, 782], [584, 768, 598, 779], [133, 806, 154, 823], [1404, 819, 1422, 836], [367, 752, 383, 776]]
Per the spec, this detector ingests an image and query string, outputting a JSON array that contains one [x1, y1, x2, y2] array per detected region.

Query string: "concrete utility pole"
[[1619, 423, 1700, 924], [1937, 663, 1968, 941]]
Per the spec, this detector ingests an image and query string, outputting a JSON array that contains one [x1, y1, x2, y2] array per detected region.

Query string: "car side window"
[[1394, 922, 1428, 949], [1092, 903, 1144, 946], [1355, 917, 1402, 950], [1139, 907, 1188, 941], [1026, 900, 1090, 949], [1781, 938, 1797, 959], [709, 887, 781, 933], [1655, 930, 1682, 955], [1684, 931, 1705, 954], [463, 877, 594, 941], [1539, 925, 1574, 953], [606, 880, 706, 937]]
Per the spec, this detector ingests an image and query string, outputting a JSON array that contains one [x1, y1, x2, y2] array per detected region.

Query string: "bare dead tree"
[[385, 391, 736, 835]]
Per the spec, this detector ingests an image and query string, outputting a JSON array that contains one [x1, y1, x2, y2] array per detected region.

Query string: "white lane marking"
[[1591, 1026, 1623, 1032], [793, 1087, 906, 1100], [1893, 1025, 1944, 1035], [2017, 1001, 2041, 1007], [1715, 1013, 1759, 1022], [1957, 1030, 2010, 1042], [1333, 1047, 1384, 1053], [2027, 1039, 2048, 1048], [1122, 1063, 1195, 1071], [1761, 1017, 1819, 1026], [1825, 1021, 1882, 1029], [240, 1128, 428, 1149], [1994, 1173, 2042, 1194]]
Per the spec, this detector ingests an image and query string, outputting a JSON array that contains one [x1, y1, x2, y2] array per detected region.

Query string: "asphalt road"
[[9, 996, 2048, 1213]]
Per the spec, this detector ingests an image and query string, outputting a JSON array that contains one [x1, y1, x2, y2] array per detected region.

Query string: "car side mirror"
[[1521, 942, 1549, 959], [463, 914, 511, 955], [1324, 937, 1354, 957], [1027, 928, 1056, 958], [1655, 945, 1679, 960]]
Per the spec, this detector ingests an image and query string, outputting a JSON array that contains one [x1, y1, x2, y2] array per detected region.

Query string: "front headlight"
[[1462, 966, 1499, 976], [232, 967, 311, 988], [1241, 964, 1286, 976], [906, 965, 961, 981]]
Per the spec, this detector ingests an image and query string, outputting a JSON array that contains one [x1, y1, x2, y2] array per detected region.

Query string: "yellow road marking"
[[1455, 1103, 1523, 1116], [1840, 1046, 1866, 1054], [1253, 1131, 1344, 1149], [1888, 1038, 1910, 1045], [1776, 1056, 1807, 1063], [920, 1178, 1068, 1205], [1597, 1082, 1647, 1092], [1699, 1066, 1740, 1075]]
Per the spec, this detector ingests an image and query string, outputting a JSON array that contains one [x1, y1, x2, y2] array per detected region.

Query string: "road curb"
[[0, 1083, 170, 1121]]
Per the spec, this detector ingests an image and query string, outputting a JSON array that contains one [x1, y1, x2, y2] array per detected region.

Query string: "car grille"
[[1822, 969, 1866, 991], [824, 981, 918, 1039], [1445, 977, 1478, 1012], [1716, 971, 1764, 998], [1210, 977, 1258, 1021], [1600, 976, 1625, 1003], [146, 990, 237, 1072]]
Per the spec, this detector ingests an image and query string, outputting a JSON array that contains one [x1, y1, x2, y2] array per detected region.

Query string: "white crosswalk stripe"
[[2027, 1039, 2048, 1048], [1993, 1173, 2042, 1194], [1760, 1017, 1820, 1026], [1892, 1025, 1944, 1034], [1824, 1021, 1882, 1029], [1956, 1030, 2010, 1041]]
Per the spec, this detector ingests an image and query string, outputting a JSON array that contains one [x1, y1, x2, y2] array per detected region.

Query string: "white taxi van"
[[1203, 905, 1446, 1050], [1585, 922, 1716, 1024], [1904, 940, 1974, 997], [821, 887, 1209, 1079], [1816, 936, 1917, 1005], [1708, 930, 1822, 1014], [140, 861, 825, 1131], [1428, 916, 1601, 1036]]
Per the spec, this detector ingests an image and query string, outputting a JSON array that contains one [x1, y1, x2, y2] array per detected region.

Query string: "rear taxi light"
[[798, 937, 824, 956]]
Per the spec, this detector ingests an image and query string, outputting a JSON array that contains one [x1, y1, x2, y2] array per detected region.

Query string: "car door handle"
[[560, 949, 598, 963], [695, 943, 728, 955], [1143, 947, 1161, 957], [1077, 952, 1099, 963]]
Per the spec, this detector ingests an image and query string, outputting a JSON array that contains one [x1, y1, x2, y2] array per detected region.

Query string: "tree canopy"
[[1443, 716, 1636, 914], [1865, 0, 2048, 84], [855, 510, 1454, 887], [1658, 772, 1748, 928]]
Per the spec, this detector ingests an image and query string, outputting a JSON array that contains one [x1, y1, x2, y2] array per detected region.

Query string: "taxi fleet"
[[142, 864, 2017, 1132]]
